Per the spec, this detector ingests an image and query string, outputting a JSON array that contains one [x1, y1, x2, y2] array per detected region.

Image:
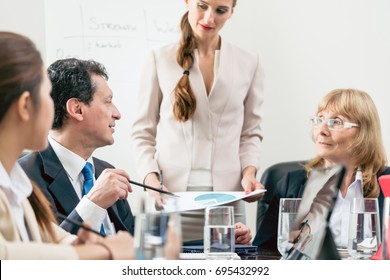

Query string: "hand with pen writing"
[[72, 221, 135, 260]]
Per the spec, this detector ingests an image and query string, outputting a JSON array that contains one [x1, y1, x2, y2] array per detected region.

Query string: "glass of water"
[[134, 194, 181, 260], [134, 212, 170, 260], [277, 198, 301, 257], [204, 206, 235, 260], [348, 198, 380, 259], [383, 197, 390, 259]]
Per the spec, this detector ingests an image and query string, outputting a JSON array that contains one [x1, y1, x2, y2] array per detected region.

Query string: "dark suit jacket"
[[18, 144, 135, 235], [253, 166, 390, 250]]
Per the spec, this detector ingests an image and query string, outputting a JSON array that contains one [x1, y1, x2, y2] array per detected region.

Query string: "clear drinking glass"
[[348, 198, 381, 259], [204, 206, 235, 260], [277, 198, 301, 256], [134, 194, 181, 260], [134, 212, 170, 259], [382, 197, 390, 259]]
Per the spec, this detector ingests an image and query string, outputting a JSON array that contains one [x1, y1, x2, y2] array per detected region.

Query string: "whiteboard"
[[45, 0, 183, 81], [45, 0, 184, 120], [44, 0, 186, 215]]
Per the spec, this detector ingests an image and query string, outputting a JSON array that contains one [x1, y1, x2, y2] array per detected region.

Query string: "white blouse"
[[188, 50, 220, 189], [0, 161, 33, 241], [329, 170, 363, 248]]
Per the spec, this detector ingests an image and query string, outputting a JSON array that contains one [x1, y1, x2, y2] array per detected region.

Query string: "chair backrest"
[[256, 160, 307, 231]]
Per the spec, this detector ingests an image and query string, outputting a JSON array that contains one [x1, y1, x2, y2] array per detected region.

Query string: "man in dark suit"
[[19, 58, 134, 235]]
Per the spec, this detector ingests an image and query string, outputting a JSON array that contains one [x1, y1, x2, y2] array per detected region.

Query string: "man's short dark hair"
[[48, 58, 108, 129]]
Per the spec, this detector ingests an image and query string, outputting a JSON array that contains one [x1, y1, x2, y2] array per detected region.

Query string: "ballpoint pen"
[[57, 213, 106, 237], [127, 178, 178, 197], [159, 170, 163, 195], [286, 219, 309, 256], [292, 219, 309, 243]]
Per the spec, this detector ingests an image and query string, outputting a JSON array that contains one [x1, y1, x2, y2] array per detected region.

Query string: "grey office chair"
[[256, 160, 307, 231]]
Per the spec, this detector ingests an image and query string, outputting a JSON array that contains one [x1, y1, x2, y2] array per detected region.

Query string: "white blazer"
[[132, 38, 264, 192], [0, 189, 78, 259]]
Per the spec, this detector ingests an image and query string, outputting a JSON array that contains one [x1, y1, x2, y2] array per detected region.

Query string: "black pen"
[[286, 219, 309, 256], [57, 213, 106, 237], [128, 178, 178, 197], [159, 170, 163, 195], [292, 219, 309, 243]]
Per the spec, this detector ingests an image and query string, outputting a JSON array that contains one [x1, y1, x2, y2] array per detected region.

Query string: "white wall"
[[1, 0, 390, 240]]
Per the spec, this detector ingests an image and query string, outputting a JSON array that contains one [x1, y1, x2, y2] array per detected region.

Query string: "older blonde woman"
[[254, 88, 389, 251]]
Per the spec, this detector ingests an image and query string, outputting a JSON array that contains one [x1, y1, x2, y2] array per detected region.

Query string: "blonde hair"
[[306, 88, 387, 198], [172, 0, 237, 122]]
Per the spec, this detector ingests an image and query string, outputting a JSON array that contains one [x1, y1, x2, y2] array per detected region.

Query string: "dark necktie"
[[81, 162, 105, 235]]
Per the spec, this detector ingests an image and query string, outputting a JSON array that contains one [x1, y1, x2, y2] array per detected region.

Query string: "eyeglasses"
[[310, 116, 359, 131]]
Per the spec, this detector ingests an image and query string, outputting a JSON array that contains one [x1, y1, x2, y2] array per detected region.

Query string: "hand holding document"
[[163, 189, 266, 213]]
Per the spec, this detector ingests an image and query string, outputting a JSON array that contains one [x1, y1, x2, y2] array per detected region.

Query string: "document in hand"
[[162, 189, 265, 213]]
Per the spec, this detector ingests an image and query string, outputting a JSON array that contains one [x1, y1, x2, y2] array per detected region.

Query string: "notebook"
[[286, 165, 346, 260]]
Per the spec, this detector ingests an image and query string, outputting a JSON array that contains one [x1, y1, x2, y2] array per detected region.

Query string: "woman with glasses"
[[253, 88, 390, 252]]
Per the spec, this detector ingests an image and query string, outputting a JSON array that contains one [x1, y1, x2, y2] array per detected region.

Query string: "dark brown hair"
[[28, 181, 58, 242], [0, 32, 42, 121], [0, 31, 58, 241], [172, 11, 197, 122]]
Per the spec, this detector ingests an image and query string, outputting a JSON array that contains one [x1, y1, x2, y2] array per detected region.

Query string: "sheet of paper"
[[162, 189, 265, 213], [179, 252, 241, 260]]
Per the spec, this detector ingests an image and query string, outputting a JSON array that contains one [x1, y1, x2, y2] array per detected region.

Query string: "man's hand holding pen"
[[86, 168, 132, 209]]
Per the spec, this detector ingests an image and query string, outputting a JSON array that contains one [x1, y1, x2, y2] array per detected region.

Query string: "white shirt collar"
[[330, 169, 363, 248], [0, 160, 33, 241], [343, 169, 363, 199], [48, 135, 94, 181], [0, 161, 32, 205]]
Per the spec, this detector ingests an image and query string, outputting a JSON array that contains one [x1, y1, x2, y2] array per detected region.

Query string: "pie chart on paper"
[[162, 190, 266, 213], [194, 193, 236, 206]]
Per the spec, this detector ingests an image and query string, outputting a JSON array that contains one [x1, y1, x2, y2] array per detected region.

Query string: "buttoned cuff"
[[75, 196, 107, 232]]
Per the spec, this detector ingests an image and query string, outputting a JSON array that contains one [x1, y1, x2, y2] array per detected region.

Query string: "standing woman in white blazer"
[[132, 0, 265, 243]]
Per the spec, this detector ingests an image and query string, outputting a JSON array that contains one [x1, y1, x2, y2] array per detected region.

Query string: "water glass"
[[277, 198, 301, 256], [348, 198, 380, 259], [204, 206, 235, 260], [134, 194, 181, 260], [134, 212, 170, 259], [382, 197, 390, 259]]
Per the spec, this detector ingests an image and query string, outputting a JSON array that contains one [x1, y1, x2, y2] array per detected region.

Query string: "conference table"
[[238, 248, 282, 260]]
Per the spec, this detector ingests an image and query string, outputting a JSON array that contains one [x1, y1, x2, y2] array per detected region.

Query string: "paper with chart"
[[162, 189, 266, 213]]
